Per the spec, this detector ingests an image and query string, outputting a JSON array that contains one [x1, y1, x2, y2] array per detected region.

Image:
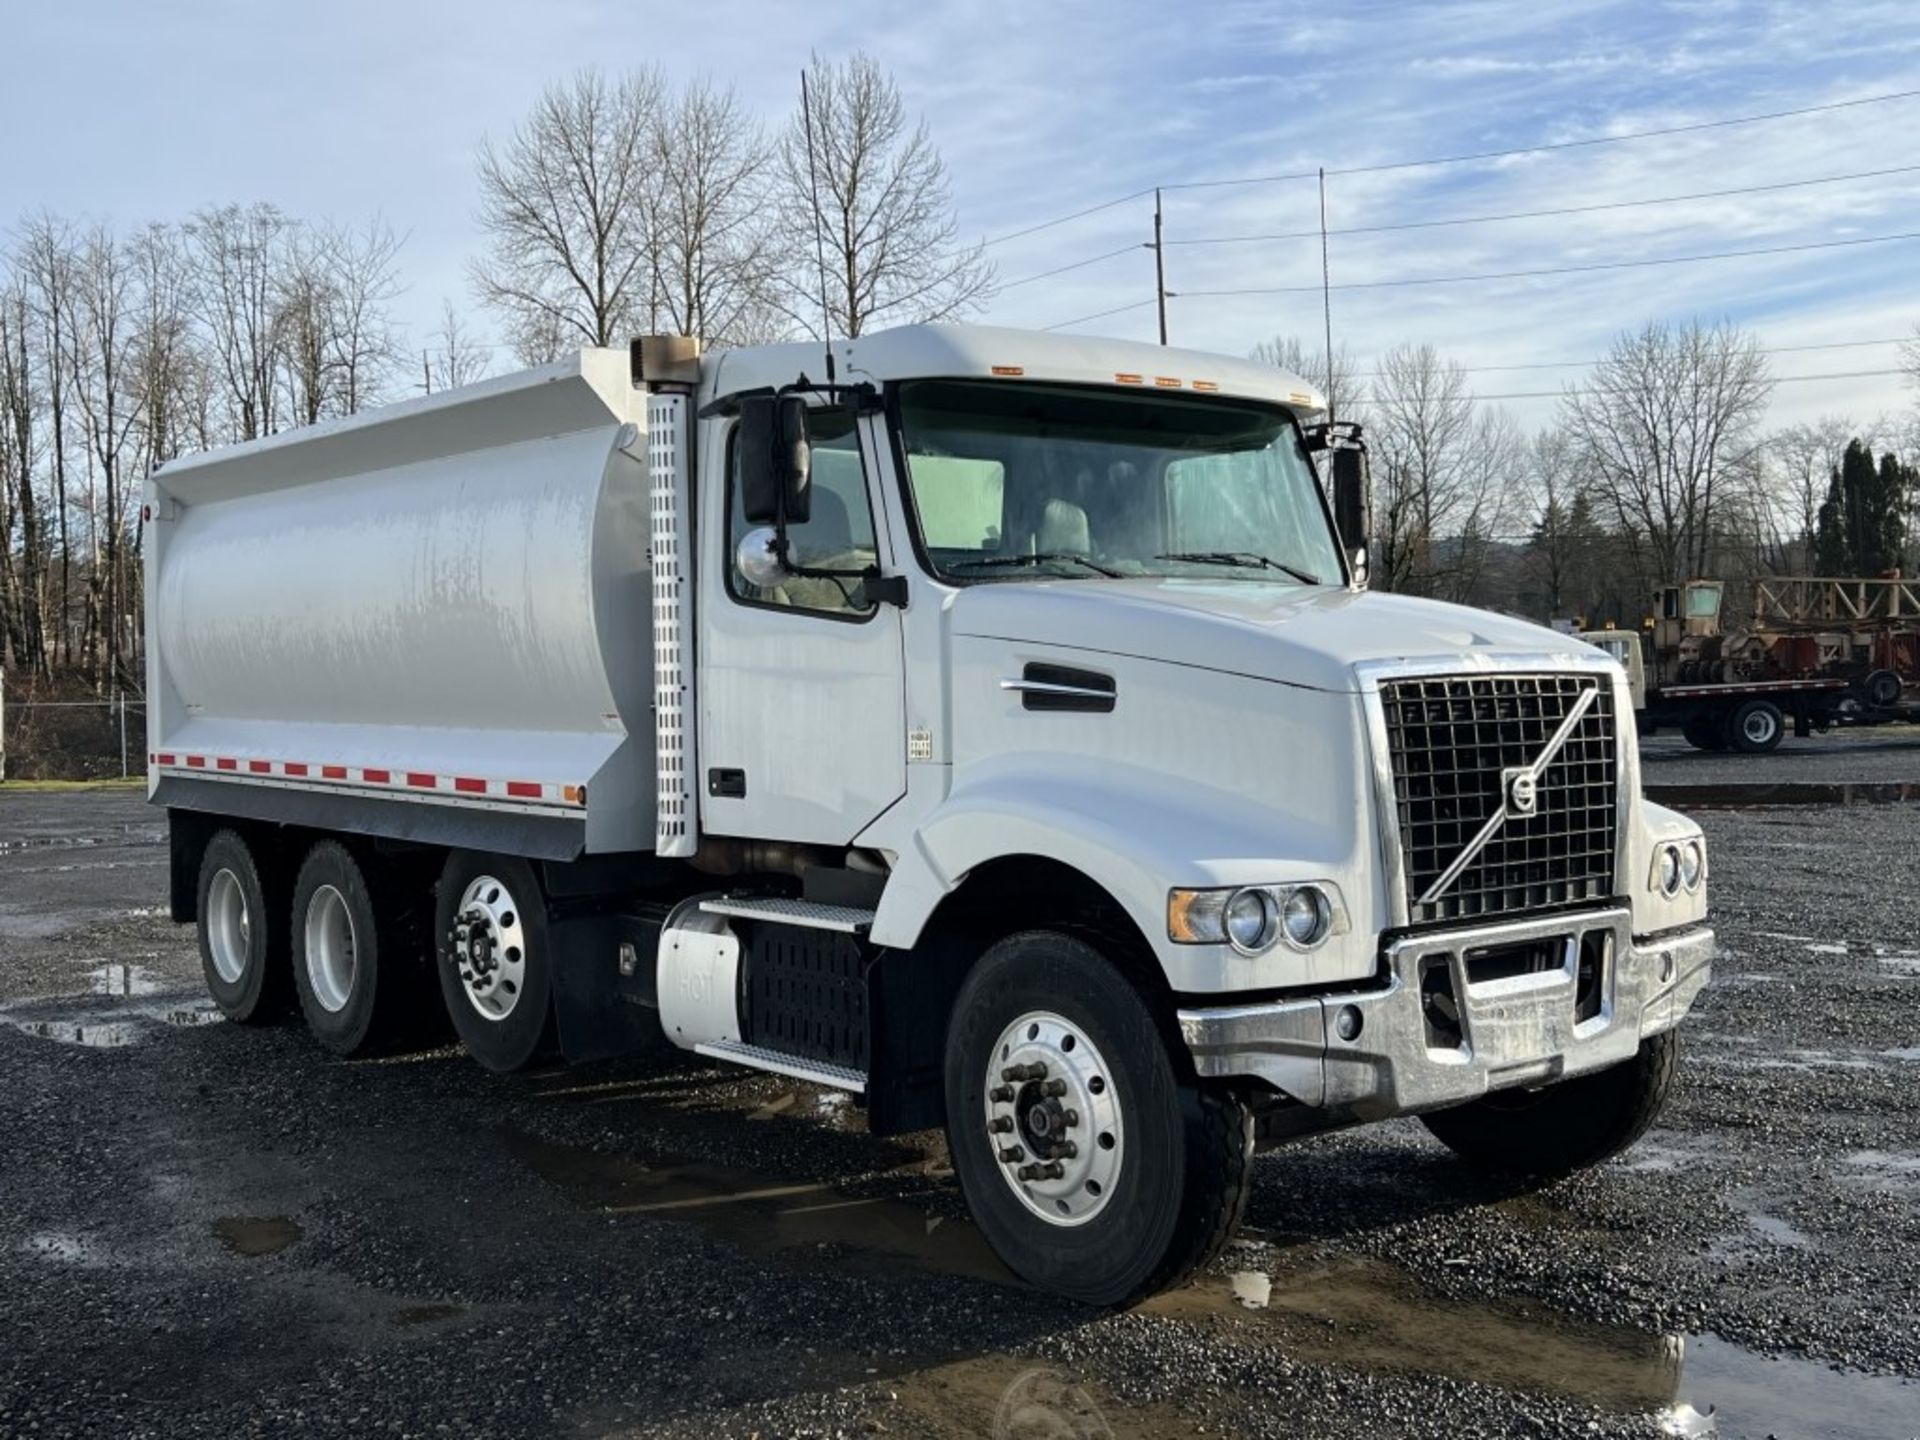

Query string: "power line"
[[984, 87, 1920, 246], [1351, 336, 1911, 381], [1171, 229, 1920, 299], [1039, 298, 1160, 332], [1470, 367, 1907, 402], [999, 244, 1145, 291], [1166, 164, 1920, 247]]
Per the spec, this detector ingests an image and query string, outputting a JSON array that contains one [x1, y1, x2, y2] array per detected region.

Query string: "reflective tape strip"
[[147, 756, 584, 807]]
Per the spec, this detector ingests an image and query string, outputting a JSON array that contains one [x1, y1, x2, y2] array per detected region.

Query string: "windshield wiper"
[[950, 551, 1124, 578], [1153, 551, 1320, 585]]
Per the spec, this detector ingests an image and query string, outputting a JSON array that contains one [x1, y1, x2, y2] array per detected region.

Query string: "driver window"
[[728, 407, 878, 616]]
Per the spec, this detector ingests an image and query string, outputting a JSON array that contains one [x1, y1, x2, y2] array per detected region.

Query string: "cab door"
[[696, 402, 907, 844]]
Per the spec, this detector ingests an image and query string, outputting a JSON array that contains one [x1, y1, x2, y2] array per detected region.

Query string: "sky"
[[4, 0, 1919, 433]]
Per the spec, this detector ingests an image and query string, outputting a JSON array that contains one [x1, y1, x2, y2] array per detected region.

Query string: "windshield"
[[894, 380, 1344, 585]]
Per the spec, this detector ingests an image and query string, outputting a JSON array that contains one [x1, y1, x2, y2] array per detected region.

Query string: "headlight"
[[1168, 882, 1346, 951], [1656, 844, 1681, 897], [1281, 885, 1333, 949], [1223, 888, 1279, 954], [1680, 839, 1704, 892]]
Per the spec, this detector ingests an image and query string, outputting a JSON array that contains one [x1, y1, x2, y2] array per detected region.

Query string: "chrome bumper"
[[1177, 908, 1713, 1118]]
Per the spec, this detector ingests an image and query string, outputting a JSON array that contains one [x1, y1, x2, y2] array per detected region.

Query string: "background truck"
[[1584, 577, 1920, 753], [147, 324, 1714, 1305]]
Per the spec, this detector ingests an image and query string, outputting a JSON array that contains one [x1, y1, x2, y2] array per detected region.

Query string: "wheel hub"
[[449, 876, 527, 1024], [982, 1012, 1123, 1227]]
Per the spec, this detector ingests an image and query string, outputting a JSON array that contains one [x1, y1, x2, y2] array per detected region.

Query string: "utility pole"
[[1153, 188, 1168, 346], [1318, 168, 1335, 422]]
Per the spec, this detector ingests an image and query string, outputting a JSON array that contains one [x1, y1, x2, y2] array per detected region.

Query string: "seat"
[[1038, 499, 1091, 555]]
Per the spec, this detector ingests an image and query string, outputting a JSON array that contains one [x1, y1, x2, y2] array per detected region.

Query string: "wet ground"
[[1641, 724, 1920, 786], [2, 782, 1919, 1439]]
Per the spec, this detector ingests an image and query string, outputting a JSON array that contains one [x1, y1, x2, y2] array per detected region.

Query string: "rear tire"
[[290, 841, 410, 1056], [1420, 1032, 1679, 1177], [943, 930, 1252, 1307], [196, 829, 290, 1023], [1726, 698, 1784, 754], [434, 851, 556, 1074]]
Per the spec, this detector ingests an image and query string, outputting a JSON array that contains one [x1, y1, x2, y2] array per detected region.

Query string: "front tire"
[[434, 852, 555, 1074], [943, 931, 1252, 1307], [1420, 1032, 1679, 1177], [1681, 713, 1728, 751], [196, 829, 290, 1023]]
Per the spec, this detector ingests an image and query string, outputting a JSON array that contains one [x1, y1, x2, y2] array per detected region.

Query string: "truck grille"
[[1380, 673, 1617, 925]]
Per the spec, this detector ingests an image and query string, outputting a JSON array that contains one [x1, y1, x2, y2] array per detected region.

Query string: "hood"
[[948, 579, 1600, 692]]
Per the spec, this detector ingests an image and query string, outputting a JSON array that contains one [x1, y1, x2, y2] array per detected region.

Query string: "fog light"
[[1224, 888, 1279, 955], [1281, 885, 1333, 949]]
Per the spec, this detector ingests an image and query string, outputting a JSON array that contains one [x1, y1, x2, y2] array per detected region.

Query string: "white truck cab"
[[147, 323, 1712, 1305]]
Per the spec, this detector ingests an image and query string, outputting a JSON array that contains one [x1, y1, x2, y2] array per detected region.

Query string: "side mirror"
[[1331, 444, 1371, 584], [738, 395, 812, 526]]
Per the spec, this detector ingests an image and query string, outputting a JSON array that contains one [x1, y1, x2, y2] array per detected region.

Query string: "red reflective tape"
[[155, 753, 175, 766], [406, 772, 437, 789], [322, 765, 348, 780], [505, 781, 542, 799], [284, 763, 309, 777], [363, 768, 391, 784], [216, 757, 237, 771], [453, 776, 487, 794], [186, 755, 206, 768], [248, 760, 271, 774]]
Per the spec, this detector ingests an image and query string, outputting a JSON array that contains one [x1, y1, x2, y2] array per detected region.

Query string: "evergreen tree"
[[1840, 439, 1878, 570], [1815, 462, 1850, 573]]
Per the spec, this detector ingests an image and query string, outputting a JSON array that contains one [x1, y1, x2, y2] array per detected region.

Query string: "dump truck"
[[1584, 577, 1920, 753], [146, 324, 1713, 1305]]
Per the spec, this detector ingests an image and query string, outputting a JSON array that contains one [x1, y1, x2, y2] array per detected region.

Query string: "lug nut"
[[989, 1084, 1014, 1103], [1016, 1164, 1039, 1181], [1043, 1078, 1068, 1097], [1063, 1108, 1080, 1127], [998, 1146, 1024, 1164], [1055, 1141, 1078, 1160], [1042, 1161, 1065, 1180], [988, 1116, 1014, 1134]]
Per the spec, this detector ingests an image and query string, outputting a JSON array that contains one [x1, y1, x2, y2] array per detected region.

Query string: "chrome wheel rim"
[[1742, 709, 1777, 745], [303, 884, 357, 1014], [982, 1010, 1124, 1227], [451, 875, 527, 1023], [206, 868, 251, 985]]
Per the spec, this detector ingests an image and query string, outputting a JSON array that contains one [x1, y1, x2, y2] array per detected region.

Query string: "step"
[[699, 896, 876, 934], [693, 1039, 867, 1093]]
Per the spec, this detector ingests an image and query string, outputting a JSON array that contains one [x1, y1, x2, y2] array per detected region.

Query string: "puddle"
[[1228, 1270, 1272, 1309], [507, 1129, 1010, 1285], [887, 1358, 1193, 1440], [391, 1302, 467, 1327], [89, 963, 164, 996], [1, 999, 222, 1048], [1149, 1255, 1920, 1437], [212, 1215, 304, 1257]]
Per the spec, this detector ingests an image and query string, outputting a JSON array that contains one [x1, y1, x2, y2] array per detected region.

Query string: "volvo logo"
[[1504, 767, 1539, 817]]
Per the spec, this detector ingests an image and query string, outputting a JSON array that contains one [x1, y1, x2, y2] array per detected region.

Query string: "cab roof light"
[[1115, 372, 1144, 385], [990, 364, 1025, 376], [1154, 376, 1182, 388]]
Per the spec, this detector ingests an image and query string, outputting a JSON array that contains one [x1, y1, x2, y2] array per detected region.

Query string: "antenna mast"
[[799, 68, 837, 384]]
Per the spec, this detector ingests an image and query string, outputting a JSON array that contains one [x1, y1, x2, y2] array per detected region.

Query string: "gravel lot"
[[2, 774, 1918, 1440]]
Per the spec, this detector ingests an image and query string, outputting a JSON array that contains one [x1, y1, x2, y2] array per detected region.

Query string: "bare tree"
[[471, 69, 663, 355], [1562, 321, 1771, 585], [1365, 342, 1517, 598], [1770, 416, 1861, 572], [0, 279, 46, 674], [649, 79, 780, 346], [1249, 334, 1362, 419], [779, 52, 992, 338], [188, 202, 292, 441], [20, 215, 80, 664], [323, 220, 403, 414], [423, 298, 490, 392]]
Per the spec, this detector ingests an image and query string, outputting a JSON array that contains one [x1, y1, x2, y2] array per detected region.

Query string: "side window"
[[728, 406, 879, 617]]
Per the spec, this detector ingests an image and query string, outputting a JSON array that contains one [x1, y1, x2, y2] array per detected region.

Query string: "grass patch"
[[0, 777, 147, 793]]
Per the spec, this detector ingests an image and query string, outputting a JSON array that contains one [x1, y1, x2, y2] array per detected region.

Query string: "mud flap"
[[548, 912, 669, 1063]]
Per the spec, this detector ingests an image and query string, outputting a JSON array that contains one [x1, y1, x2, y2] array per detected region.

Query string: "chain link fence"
[[0, 678, 147, 781]]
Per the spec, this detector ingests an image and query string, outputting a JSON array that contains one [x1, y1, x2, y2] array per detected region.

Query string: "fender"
[[869, 753, 1381, 994]]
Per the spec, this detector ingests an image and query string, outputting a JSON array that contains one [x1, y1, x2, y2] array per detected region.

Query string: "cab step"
[[693, 1039, 868, 1093], [699, 896, 876, 934]]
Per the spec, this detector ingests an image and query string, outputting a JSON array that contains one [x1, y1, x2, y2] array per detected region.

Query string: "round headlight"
[[1680, 839, 1704, 891], [1658, 845, 1681, 897], [1224, 888, 1279, 954], [1281, 885, 1333, 949]]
